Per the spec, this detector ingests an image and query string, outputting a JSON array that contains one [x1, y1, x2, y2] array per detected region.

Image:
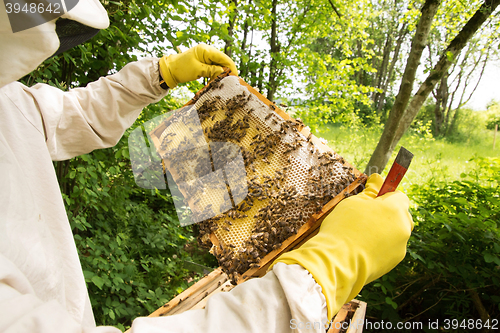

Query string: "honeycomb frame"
[[150, 70, 367, 284]]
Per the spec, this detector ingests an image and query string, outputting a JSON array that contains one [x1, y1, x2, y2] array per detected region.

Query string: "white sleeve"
[[0, 255, 121, 333], [24, 57, 168, 161], [130, 263, 328, 333]]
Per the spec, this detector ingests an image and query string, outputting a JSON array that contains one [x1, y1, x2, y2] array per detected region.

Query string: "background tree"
[[365, 0, 442, 174], [365, 0, 500, 174]]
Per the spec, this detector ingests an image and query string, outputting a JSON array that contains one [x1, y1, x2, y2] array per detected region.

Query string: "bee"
[[265, 113, 273, 121]]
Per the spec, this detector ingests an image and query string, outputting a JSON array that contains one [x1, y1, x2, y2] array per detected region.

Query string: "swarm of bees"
[[154, 75, 357, 283]]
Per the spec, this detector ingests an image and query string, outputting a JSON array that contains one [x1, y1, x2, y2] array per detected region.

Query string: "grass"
[[313, 123, 499, 193]]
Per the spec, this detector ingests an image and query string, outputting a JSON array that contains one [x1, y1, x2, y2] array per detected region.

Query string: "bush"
[[445, 107, 488, 145], [486, 116, 500, 130], [485, 100, 500, 130], [360, 157, 500, 331]]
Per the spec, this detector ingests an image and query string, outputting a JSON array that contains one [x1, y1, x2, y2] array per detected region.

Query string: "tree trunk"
[[365, 0, 441, 175], [377, 22, 408, 112], [444, 67, 463, 133], [372, 32, 393, 103], [433, 74, 448, 136], [391, 0, 500, 149], [224, 0, 238, 58], [257, 60, 265, 93], [247, 25, 256, 84], [239, 17, 249, 78], [468, 289, 491, 326], [444, 42, 490, 136], [267, 0, 279, 101], [355, 39, 364, 85]]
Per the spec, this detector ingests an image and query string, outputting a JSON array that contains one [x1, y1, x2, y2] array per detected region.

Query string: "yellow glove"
[[159, 43, 238, 89], [271, 173, 414, 319]]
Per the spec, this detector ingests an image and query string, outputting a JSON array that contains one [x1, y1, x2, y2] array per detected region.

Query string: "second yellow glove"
[[271, 174, 414, 320]]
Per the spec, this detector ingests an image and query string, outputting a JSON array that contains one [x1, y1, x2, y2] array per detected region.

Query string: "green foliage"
[[294, 103, 362, 133], [405, 120, 435, 147], [486, 115, 500, 130], [412, 101, 435, 130], [360, 157, 500, 330], [445, 107, 489, 144], [413, 99, 493, 144], [298, 26, 381, 126], [485, 100, 500, 130]]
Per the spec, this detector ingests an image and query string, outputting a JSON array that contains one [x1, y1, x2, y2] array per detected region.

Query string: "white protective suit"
[[0, 1, 328, 332]]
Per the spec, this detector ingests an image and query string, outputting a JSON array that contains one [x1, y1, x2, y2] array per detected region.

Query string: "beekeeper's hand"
[[159, 43, 238, 89], [271, 173, 414, 319]]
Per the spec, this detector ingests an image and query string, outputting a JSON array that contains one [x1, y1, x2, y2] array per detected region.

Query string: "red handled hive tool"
[[377, 147, 414, 197]]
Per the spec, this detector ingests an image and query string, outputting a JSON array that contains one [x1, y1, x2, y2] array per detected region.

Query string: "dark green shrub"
[[486, 116, 499, 130]]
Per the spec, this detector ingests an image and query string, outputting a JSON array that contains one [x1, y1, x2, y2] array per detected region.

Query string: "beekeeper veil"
[[0, 0, 109, 88]]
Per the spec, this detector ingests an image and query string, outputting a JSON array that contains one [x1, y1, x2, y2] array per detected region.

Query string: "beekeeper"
[[0, 1, 413, 332]]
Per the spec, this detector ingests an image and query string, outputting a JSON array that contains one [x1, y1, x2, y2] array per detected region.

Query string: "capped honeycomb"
[[150, 73, 358, 282]]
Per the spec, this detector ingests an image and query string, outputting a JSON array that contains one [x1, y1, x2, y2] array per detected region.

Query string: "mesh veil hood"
[[54, 18, 100, 56], [0, 0, 109, 88]]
